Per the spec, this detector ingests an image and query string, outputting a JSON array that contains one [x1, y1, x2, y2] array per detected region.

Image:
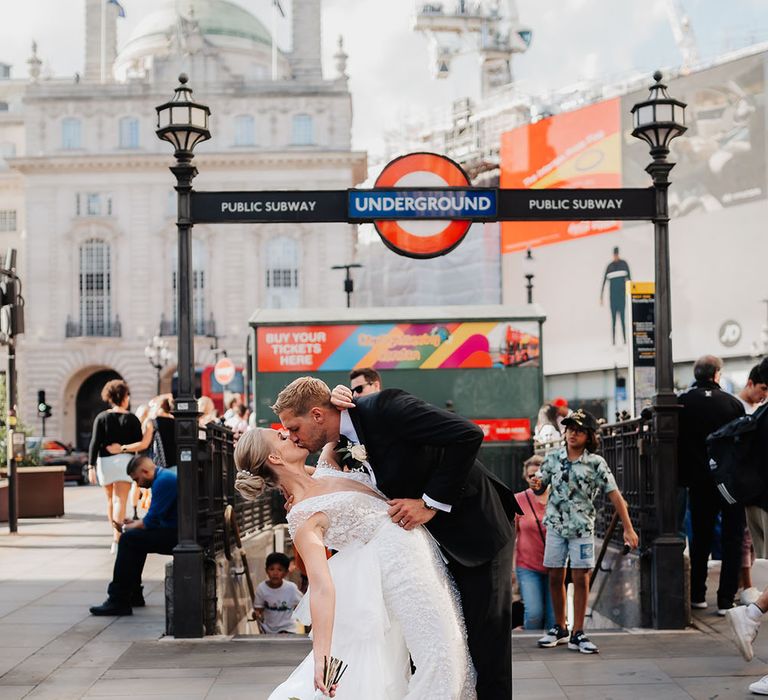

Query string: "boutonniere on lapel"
[[335, 439, 368, 472]]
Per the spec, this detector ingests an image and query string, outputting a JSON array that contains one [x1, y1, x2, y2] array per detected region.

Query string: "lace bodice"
[[287, 467, 390, 550]]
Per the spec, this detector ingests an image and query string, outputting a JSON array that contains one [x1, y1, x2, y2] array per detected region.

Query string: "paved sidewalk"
[[512, 559, 768, 699], [0, 485, 309, 700], [4, 486, 768, 699]]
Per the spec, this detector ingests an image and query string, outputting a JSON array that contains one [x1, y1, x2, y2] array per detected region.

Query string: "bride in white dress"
[[234, 428, 476, 700]]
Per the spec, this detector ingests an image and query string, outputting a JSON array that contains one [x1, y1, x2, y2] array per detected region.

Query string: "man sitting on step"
[[89, 455, 178, 616]]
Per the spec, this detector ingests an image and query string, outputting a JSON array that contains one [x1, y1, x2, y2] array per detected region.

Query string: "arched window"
[[62, 117, 82, 150], [234, 115, 255, 146], [119, 116, 139, 149], [79, 239, 112, 336], [291, 114, 314, 146], [171, 238, 208, 334], [265, 237, 300, 308]]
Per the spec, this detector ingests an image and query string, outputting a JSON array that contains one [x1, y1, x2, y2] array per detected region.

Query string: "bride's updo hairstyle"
[[234, 428, 279, 501]]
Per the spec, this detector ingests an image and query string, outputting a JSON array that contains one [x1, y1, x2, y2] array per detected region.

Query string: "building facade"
[[0, 0, 366, 447]]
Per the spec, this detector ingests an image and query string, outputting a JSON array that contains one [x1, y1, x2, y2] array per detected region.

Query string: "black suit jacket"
[[347, 389, 518, 567]]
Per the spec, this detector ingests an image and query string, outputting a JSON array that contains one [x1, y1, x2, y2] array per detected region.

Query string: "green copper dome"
[[125, 0, 272, 48]]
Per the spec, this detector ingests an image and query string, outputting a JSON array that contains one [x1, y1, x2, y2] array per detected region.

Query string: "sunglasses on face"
[[351, 384, 370, 395]]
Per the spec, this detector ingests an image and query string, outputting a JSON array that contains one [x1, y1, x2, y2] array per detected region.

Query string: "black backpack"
[[706, 402, 768, 507]]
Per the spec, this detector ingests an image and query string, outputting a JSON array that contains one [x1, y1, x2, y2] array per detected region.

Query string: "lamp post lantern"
[[156, 73, 210, 638], [522, 247, 535, 304], [631, 70, 687, 629], [145, 335, 172, 395]]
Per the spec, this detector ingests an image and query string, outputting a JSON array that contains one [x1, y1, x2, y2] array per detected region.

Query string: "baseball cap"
[[561, 408, 599, 432], [552, 397, 568, 408]]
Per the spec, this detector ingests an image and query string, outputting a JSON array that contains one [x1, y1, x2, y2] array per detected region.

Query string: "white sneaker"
[[691, 601, 708, 609], [749, 674, 768, 694], [727, 606, 760, 662], [743, 588, 761, 606]]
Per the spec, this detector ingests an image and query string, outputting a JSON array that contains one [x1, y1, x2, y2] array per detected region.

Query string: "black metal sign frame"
[[190, 187, 656, 224]]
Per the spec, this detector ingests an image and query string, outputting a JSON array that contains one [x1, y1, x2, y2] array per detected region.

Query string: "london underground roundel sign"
[[373, 152, 473, 259]]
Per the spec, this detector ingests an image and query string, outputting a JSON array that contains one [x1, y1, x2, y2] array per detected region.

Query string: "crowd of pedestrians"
[[515, 357, 768, 670]]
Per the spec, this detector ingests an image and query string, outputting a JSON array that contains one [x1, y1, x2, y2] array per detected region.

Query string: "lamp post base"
[[172, 543, 204, 638], [651, 534, 688, 629]]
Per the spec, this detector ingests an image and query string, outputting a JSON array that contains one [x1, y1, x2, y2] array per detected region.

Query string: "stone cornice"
[[10, 150, 369, 183]]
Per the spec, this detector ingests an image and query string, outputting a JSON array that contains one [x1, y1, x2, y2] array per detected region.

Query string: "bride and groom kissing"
[[233, 376, 517, 699]]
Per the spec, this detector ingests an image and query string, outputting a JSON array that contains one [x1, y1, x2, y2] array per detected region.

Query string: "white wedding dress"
[[268, 465, 476, 700]]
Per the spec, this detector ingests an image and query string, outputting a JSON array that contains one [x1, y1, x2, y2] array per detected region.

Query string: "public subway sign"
[[187, 151, 658, 258], [496, 188, 655, 220], [191, 190, 347, 223]]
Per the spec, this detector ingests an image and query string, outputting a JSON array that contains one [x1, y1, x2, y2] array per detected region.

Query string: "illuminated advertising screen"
[[500, 98, 622, 254], [621, 53, 766, 215], [256, 321, 539, 372]]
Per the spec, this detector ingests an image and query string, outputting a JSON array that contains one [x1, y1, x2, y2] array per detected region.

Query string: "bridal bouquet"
[[289, 655, 347, 699]]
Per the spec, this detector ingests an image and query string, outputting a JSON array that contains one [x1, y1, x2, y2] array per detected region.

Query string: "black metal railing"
[[594, 415, 657, 549], [159, 314, 217, 338], [198, 423, 282, 558], [65, 316, 122, 337]]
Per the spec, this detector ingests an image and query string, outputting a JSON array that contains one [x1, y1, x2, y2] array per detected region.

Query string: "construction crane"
[[412, 1, 532, 96], [663, 0, 700, 71]]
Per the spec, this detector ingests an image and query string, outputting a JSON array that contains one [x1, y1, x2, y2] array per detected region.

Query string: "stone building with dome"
[[0, 0, 366, 447]]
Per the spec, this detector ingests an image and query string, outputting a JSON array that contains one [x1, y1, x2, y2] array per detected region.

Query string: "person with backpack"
[[678, 355, 745, 615]]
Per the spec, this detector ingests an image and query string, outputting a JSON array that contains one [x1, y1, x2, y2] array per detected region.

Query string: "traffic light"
[[37, 390, 52, 419]]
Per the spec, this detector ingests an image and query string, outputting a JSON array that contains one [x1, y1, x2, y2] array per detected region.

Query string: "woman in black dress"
[[88, 380, 143, 553], [109, 395, 176, 472]]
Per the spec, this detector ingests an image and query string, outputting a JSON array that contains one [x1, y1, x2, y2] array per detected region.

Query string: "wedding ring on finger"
[[399, 519, 405, 527]]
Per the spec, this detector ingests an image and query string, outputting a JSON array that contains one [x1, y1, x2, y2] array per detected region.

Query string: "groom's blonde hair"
[[272, 376, 332, 416]]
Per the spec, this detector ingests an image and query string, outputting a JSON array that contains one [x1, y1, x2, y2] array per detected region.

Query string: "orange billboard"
[[500, 98, 622, 254]]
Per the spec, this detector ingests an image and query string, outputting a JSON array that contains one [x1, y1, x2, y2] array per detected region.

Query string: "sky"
[[1, 0, 767, 157]]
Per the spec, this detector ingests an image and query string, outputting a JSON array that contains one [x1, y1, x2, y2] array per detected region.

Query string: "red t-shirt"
[[514, 489, 548, 573]]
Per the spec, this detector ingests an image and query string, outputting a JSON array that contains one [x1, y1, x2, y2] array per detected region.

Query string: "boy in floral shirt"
[[530, 409, 638, 654]]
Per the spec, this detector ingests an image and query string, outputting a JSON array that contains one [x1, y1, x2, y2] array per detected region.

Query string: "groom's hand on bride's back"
[[387, 498, 437, 530], [330, 384, 355, 410]]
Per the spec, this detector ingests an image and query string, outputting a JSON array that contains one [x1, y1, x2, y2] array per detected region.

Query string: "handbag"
[[150, 419, 167, 468]]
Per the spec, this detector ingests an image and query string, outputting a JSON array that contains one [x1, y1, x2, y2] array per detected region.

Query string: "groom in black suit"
[[273, 376, 520, 700]]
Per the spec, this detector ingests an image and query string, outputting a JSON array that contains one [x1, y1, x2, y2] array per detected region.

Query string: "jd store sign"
[[190, 151, 656, 258]]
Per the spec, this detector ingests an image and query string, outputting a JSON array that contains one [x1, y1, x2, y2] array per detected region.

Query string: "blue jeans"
[[515, 567, 555, 630]]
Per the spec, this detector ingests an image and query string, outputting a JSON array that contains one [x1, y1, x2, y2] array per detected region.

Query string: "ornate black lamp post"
[[522, 247, 535, 304], [631, 71, 687, 629], [156, 74, 210, 638], [145, 335, 172, 395]]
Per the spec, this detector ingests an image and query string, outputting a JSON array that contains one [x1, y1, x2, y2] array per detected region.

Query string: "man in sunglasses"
[[350, 367, 382, 397]]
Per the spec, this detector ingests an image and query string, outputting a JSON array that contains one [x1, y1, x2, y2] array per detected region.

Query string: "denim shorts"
[[543, 530, 595, 569]]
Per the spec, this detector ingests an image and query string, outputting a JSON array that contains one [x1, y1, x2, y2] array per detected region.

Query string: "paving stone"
[[675, 675, 756, 699], [544, 658, 673, 686], [560, 684, 694, 699], [85, 676, 216, 697], [511, 678, 567, 699], [0, 687, 35, 700], [655, 655, 768, 678]]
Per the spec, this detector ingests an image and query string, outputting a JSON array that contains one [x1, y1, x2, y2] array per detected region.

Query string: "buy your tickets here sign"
[[256, 322, 539, 372]]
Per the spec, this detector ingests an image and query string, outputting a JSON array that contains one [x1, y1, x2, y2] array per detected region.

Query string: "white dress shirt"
[[339, 410, 452, 513]]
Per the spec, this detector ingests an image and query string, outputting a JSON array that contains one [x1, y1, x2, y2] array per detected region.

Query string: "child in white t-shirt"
[[254, 552, 303, 634]]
